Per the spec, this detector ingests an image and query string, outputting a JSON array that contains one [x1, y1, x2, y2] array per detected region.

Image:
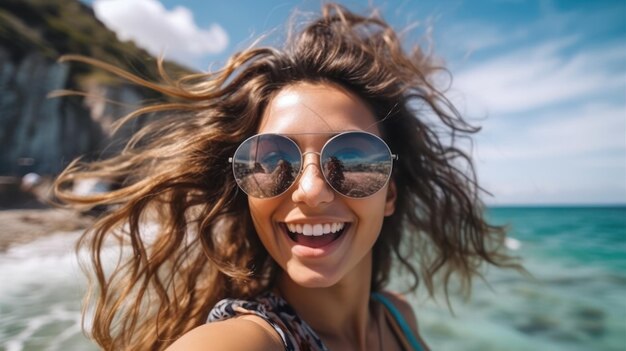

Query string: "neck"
[[276, 252, 376, 350]]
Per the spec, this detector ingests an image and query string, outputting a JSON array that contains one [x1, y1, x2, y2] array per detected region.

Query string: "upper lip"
[[280, 218, 351, 224]]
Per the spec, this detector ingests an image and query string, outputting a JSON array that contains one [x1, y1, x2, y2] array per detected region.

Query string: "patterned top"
[[207, 291, 327, 351], [207, 291, 428, 351]]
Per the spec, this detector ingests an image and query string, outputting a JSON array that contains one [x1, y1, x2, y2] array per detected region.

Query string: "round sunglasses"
[[229, 131, 398, 199]]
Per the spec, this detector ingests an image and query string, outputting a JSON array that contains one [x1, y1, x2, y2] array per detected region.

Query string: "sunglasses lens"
[[232, 134, 301, 198], [321, 132, 393, 198]]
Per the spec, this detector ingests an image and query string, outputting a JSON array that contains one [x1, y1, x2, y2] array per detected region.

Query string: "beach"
[[0, 209, 93, 252]]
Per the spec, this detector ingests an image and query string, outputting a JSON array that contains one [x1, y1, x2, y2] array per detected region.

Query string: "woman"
[[55, 4, 517, 351]]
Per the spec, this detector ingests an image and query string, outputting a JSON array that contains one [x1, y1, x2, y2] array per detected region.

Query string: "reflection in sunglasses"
[[236, 159, 297, 198], [232, 132, 395, 198]]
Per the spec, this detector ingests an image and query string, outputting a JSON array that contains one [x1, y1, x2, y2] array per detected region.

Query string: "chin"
[[284, 265, 344, 288]]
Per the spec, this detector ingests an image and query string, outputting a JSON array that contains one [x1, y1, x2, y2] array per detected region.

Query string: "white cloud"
[[93, 0, 228, 67], [474, 100, 625, 204], [476, 103, 626, 161], [452, 38, 626, 115], [444, 22, 626, 204], [473, 104, 626, 204]]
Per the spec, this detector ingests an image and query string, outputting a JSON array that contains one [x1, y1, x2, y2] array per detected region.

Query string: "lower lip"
[[282, 224, 349, 258]]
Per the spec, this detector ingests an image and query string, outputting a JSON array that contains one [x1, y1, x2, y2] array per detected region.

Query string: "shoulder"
[[166, 316, 283, 351], [378, 291, 419, 335]]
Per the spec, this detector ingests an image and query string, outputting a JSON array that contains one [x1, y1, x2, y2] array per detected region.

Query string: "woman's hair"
[[55, 3, 519, 350]]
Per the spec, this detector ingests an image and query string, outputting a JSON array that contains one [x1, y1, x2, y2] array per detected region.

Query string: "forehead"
[[258, 82, 381, 136]]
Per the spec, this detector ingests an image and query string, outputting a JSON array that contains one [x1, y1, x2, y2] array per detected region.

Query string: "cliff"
[[0, 0, 189, 177]]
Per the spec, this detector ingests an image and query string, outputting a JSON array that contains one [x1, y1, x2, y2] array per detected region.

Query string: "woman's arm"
[[166, 316, 283, 351]]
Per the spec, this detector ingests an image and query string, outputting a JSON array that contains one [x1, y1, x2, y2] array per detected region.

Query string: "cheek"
[[248, 199, 271, 229], [247, 198, 282, 246], [248, 198, 261, 218], [351, 192, 389, 229], [248, 200, 268, 233]]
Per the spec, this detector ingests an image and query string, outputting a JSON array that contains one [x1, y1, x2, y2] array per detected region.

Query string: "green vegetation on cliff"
[[0, 0, 191, 85]]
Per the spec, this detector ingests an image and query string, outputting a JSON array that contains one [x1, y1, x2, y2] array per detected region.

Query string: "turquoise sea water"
[[406, 206, 626, 351], [489, 206, 626, 272], [1, 206, 625, 350]]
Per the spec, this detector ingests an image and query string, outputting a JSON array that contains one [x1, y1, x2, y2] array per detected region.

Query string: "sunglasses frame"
[[229, 131, 398, 199]]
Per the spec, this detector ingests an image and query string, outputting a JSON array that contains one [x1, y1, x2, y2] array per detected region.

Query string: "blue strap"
[[371, 292, 425, 351]]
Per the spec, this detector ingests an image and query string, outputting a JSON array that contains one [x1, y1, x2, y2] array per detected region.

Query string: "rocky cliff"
[[0, 0, 188, 177]]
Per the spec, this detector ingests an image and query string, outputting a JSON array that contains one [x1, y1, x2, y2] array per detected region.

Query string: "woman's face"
[[248, 82, 397, 288]]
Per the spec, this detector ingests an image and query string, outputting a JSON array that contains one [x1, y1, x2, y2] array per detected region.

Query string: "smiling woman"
[[54, 3, 520, 351]]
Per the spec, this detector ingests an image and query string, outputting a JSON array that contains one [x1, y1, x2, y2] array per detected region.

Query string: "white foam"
[[0, 232, 84, 297], [0, 224, 161, 350], [505, 237, 522, 250], [0, 232, 92, 350], [3, 304, 82, 351]]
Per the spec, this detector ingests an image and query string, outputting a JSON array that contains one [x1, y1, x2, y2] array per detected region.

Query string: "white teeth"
[[285, 222, 346, 236], [303, 224, 313, 236]]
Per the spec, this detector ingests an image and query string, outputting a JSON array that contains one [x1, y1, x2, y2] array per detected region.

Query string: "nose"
[[291, 152, 334, 207]]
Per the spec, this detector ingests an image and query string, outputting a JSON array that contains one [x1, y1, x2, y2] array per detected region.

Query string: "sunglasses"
[[229, 131, 398, 199]]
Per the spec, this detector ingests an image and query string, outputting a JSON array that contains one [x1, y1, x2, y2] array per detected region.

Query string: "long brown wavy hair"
[[54, 3, 520, 350]]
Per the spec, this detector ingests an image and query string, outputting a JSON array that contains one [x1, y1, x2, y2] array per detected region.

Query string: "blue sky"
[[81, 0, 625, 205]]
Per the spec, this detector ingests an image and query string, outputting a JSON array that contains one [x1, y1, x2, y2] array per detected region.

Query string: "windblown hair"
[[55, 4, 518, 350]]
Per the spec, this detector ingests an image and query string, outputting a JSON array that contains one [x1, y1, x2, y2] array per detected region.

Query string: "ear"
[[384, 180, 397, 217]]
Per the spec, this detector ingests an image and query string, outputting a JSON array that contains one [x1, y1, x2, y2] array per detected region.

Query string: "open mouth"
[[281, 222, 349, 249]]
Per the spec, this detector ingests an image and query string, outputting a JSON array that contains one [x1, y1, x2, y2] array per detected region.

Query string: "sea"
[[1, 206, 625, 350]]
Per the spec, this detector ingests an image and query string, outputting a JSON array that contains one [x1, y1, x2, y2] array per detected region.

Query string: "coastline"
[[0, 176, 95, 252], [0, 208, 93, 252]]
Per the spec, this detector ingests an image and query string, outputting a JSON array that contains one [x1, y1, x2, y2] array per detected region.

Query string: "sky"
[[80, 0, 625, 205]]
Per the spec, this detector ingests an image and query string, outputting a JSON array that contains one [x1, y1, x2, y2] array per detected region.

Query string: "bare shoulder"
[[166, 316, 283, 351], [380, 291, 419, 334]]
